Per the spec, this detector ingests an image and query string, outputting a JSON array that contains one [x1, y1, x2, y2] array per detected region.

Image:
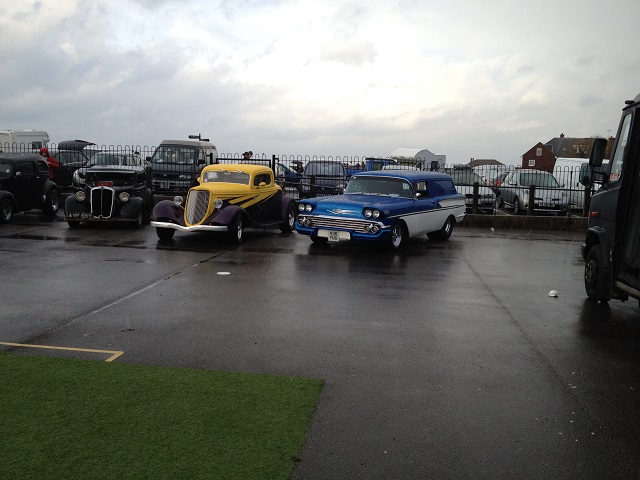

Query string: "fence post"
[[528, 185, 535, 215], [472, 182, 479, 214], [583, 186, 591, 217]]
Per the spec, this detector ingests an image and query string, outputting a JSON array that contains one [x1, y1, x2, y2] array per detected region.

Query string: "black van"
[[149, 139, 218, 195], [582, 92, 640, 304]]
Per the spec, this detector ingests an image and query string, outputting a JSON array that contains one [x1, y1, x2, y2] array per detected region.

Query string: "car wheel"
[[67, 221, 81, 228], [0, 198, 14, 224], [156, 227, 175, 240], [585, 244, 610, 302], [44, 189, 60, 216], [279, 203, 296, 233], [513, 197, 520, 215], [227, 214, 244, 244], [311, 235, 328, 244], [134, 208, 143, 228], [390, 221, 407, 249], [427, 215, 454, 241]]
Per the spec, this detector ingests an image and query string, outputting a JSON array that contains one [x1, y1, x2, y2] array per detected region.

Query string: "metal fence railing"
[[1, 141, 597, 216]]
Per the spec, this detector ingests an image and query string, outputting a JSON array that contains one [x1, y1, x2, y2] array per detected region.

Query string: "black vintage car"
[[64, 153, 153, 228], [0, 153, 60, 223]]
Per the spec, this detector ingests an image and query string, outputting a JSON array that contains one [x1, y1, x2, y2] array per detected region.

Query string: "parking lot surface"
[[1, 212, 640, 479]]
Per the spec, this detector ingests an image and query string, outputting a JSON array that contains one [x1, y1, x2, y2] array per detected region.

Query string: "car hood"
[[86, 165, 140, 172], [192, 183, 278, 195], [455, 185, 495, 195], [150, 162, 194, 173], [308, 194, 411, 215]]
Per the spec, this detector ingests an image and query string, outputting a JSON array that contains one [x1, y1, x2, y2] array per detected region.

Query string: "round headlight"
[[75, 191, 86, 202], [173, 196, 183, 206], [305, 204, 313, 212], [214, 198, 223, 209], [119, 192, 130, 202], [372, 209, 380, 218], [298, 203, 306, 212], [364, 209, 372, 218]]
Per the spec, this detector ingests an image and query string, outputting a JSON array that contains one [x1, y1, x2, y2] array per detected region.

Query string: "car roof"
[[203, 163, 273, 175], [352, 170, 453, 181], [0, 152, 45, 163], [158, 139, 217, 148]]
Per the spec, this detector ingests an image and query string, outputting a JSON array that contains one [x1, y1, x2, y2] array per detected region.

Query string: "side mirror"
[[589, 138, 607, 167]]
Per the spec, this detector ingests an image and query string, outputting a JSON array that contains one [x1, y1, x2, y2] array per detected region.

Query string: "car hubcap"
[[392, 225, 402, 247], [236, 218, 243, 241]]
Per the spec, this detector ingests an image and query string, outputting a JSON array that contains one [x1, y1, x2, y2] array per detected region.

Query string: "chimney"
[[560, 133, 565, 138]]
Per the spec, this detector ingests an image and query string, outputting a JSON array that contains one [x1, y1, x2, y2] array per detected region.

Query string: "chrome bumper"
[[150, 221, 228, 232]]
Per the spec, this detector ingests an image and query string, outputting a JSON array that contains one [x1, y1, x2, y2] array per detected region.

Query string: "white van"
[[553, 158, 589, 210], [0, 130, 50, 153]]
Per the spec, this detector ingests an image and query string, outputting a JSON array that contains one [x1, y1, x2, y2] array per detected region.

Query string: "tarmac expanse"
[[2, 212, 640, 479]]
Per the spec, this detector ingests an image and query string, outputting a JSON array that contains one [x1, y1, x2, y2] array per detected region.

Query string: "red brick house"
[[521, 142, 556, 172]]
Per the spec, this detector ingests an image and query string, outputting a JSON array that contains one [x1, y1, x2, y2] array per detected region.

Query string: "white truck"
[[0, 130, 50, 153]]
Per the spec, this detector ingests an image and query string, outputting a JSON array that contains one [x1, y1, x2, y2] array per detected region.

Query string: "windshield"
[[519, 172, 560, 188], [345, 177, 413, 198], [91, 153, 136, 167], [304, 162, 344, 176], [448, 170, 483, 186], [202, 169, 250, 185], [151, 146, 197, 165], [0, 162, 11, 178]]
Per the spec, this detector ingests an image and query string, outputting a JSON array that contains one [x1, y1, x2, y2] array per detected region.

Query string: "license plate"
[[161, 181, 170, 189], [68, 212, 93, 219], [328, 230, 340, 242]]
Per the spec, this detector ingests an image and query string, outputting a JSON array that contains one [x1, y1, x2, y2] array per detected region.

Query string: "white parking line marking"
[[0, 342, 124, 362]]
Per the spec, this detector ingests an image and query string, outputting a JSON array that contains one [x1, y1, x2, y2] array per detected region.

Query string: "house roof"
[[544, 135, 591, 157], [468, 159, 503, 167]]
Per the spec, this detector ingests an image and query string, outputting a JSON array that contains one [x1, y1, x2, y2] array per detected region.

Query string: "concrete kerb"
[[460, 214, 587, 232]]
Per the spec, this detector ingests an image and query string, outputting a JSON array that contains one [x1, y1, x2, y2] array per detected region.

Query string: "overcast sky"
[[2, 0, 639, 165]]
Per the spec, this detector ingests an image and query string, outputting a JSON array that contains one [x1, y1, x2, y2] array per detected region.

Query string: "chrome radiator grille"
[[304, 215, 380, 233], [90, 187, 114, 218], [185, 190, 210, 225]]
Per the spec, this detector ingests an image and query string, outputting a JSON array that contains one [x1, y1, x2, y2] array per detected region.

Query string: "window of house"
[[528, 159, 536, 167], [536, 148, 542, 156]]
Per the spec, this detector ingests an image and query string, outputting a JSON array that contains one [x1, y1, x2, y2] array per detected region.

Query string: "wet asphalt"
[[1, 211, 640, 479]]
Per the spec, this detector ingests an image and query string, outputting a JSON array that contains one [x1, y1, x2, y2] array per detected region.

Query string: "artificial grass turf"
[[0, 353, 324, 480]]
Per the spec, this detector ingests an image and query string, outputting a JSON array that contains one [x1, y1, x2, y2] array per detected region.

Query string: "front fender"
[[152, 200, 185, 224], [119, 197, 143, 218], [583, 226, 608, 262], [210, 205, 244, 225], [64, 194, 86, 215]]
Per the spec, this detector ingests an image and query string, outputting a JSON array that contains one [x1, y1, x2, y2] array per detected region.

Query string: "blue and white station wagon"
[[295, 170, 467, 249]]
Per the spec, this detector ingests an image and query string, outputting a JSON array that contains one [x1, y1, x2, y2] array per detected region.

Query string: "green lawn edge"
[[0, 354, 324, 480]]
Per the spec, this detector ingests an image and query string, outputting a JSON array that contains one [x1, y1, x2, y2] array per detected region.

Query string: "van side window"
[[609, 113, 632, 183], [428, 181, 446, 197]]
